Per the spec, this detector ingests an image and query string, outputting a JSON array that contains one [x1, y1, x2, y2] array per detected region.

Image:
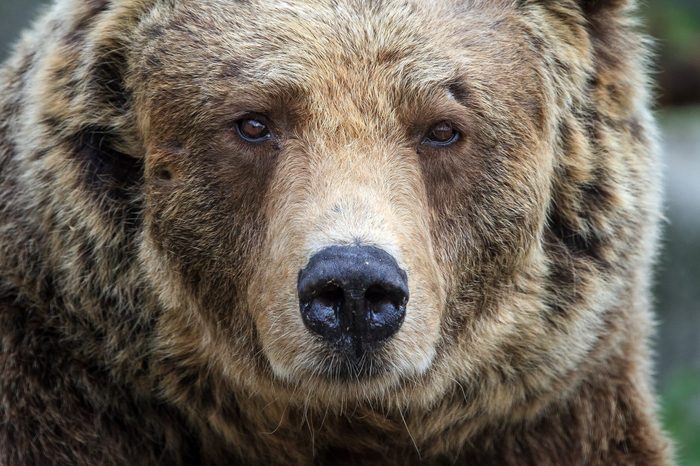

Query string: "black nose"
[[297, 245, 408, 356]]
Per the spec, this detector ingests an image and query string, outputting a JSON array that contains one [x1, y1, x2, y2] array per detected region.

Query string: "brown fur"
[[0, 0, 673, 464]]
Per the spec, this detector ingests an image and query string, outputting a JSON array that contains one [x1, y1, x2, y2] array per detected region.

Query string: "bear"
[[0, 0, 673, 464]]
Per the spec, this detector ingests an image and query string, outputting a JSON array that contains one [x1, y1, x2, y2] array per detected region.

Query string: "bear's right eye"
[[422, 121, 460, 147], [235, 116, 272, 143]]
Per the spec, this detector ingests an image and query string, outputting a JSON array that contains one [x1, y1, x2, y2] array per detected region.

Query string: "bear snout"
[[297, 245, 408, 358]]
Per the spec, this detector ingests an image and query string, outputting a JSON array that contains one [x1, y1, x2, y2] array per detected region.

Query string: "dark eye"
[[236, 117, 272, 143], [423, 121, 459, 147]]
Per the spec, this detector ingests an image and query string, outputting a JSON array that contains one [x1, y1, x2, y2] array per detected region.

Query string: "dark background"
[[2, 1, 699, 464]]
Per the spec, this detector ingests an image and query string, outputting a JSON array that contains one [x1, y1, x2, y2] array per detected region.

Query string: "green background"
[[1, 1, 699, 464]]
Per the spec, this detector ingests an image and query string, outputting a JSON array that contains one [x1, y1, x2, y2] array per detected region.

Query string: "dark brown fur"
[[0, 0, 672, 464]]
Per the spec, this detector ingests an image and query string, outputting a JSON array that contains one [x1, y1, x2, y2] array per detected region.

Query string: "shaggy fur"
[[0, 0, 672, 464]]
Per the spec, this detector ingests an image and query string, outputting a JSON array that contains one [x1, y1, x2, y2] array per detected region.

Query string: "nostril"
[[364, 283, 407, 344], [365, 284, 402, 310], [299, 282, 345, 342], [315, 283, 344, 309]]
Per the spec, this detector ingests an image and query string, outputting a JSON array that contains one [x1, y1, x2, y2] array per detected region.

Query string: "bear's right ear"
[[578, 0, 629, 15], [528, 0, 632, 16], [526, 0, 634, 20]]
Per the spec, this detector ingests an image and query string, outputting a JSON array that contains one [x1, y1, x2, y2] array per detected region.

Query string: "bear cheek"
[[142, 145, 191, 257], [141, 143, 256, 318]]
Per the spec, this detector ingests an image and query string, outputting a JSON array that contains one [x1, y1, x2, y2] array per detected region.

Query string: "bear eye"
[[423, 121, 459, 147], [236, 116, 272, 143]]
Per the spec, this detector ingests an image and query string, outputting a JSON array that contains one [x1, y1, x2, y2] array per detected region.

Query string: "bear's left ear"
[[529, 0, 634, 19], [577, 0, 630, 16]]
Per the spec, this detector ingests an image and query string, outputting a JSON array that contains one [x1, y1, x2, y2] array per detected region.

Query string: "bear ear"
[[577, 0, 630, 15], [528, 0, 633, 18]]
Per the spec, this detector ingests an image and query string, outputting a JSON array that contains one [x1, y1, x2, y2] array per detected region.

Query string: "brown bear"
[[0, 0, 673, 464]]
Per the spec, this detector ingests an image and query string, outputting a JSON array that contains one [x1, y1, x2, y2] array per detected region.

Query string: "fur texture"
[[0, 0, 672, 464]]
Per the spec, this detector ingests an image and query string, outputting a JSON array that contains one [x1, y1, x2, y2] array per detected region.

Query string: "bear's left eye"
[[236, 117, 272, 143], [422, 121, 459, 147]]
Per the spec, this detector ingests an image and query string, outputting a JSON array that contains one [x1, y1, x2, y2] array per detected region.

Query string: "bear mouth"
[[314, 350, 391, 382]]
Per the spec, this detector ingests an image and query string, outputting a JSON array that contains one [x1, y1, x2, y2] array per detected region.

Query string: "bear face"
[[1, 0, 669, 463], [122, 0, 645, 413]]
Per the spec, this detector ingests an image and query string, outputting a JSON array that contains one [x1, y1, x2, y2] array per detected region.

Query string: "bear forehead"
[[134, 0, 530, 98]]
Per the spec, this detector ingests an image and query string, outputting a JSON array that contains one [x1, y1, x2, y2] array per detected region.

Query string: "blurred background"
[[645, 2, 700, 463], [1, 0, 699, 463]]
